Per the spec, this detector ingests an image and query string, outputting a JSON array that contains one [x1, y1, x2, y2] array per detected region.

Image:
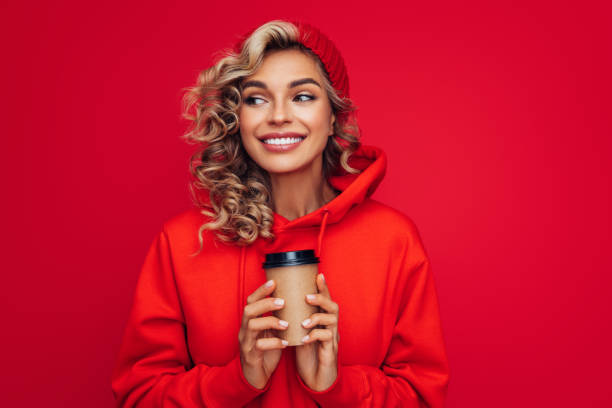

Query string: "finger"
[[305, 293, 338, 314], [248, 316, 289, 332], [301, 313, 338, 328], [242, 280, 277, 326], [316, 273, 330, 297], [301, 328, 333, 344], [255, 336, 289, 351], [243, 297, 285, 322], [246, 279, 276, 305]]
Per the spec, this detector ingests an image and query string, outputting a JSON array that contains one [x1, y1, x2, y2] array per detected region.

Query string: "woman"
[[111, 19, 450, 407]]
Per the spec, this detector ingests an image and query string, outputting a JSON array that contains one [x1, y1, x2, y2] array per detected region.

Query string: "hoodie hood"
[[237, 144, 387, 318], [269, 144, 387, 231]]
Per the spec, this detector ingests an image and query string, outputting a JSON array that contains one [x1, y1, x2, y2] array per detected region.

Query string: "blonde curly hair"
[[181, 20, 362, 255]]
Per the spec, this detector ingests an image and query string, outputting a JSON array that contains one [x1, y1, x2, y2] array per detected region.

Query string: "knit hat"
[[231, 19, 350, 100]]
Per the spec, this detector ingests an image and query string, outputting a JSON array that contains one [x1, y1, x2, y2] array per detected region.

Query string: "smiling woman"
[[178, 23, 361, 248], [111, 19, 450, 408]]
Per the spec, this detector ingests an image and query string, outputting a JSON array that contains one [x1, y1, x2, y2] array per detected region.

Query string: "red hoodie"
[[111, 144, 450, 407]]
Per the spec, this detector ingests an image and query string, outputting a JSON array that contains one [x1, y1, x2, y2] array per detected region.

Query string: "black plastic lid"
[[262, 249, 320, 268]]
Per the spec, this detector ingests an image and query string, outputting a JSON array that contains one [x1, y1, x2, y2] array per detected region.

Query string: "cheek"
[[308, 105, 333, 132], [239, 109, 265, 137], [238, 111, 250, 133], [238, 112, 261, 155]]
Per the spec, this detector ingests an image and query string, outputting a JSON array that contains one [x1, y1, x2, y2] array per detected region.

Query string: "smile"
[[260, 136, 305, 152]]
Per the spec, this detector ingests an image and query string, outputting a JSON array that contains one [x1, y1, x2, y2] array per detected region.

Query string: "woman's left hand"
[[295, 273, 339, 391]]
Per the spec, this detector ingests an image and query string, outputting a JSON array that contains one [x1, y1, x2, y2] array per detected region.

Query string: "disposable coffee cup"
[[263, 250, 320, 346]]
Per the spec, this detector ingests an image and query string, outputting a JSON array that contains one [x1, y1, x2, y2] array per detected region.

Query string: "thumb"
[[316, 273, 330, 297]]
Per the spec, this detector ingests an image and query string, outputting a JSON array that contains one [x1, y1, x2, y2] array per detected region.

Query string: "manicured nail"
[[274, 298, 284, 306], [301, 335, 310, 343], [279, 320, 289, 328], [302, 318, 311, 327], [320, 273, 325, 283], [281, 340, 289, 346], [306, 294, 316, 301], [265, 279, 274, 287]]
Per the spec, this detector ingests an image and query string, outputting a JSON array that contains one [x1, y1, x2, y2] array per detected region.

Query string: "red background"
[[3, 1, 611, 406]]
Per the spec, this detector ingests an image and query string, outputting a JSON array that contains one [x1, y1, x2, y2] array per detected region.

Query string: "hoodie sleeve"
[[296, 230, 450, 407], [111, 227, 268, 407]]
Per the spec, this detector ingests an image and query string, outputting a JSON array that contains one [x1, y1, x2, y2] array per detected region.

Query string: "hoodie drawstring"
[[238, 208, 331, 322], [317, 209, 330, 259], [239, 245, 247, 321]]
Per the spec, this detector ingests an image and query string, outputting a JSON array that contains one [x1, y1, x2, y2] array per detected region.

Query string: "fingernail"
[[301, 335, 309, 343], [302, 318, 311, 327], [274, 298, 284, 306], [265, 279, 274, 287], [279, 320, 289, 328], [306, 294, 316, 301], [320, 273, 325, 283], [282, 340, 289, 346]]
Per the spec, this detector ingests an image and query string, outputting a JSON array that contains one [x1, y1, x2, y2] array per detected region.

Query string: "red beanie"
[[231, 19, 350, 100]]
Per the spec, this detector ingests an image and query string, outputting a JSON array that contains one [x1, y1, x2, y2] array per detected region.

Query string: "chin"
[[260, 160, 310, 175]]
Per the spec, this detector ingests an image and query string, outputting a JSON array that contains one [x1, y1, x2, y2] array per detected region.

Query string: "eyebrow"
[[241, 77, 321, 91]]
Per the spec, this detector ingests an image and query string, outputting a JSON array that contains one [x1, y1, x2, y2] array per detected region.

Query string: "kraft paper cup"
[[263, 250, 320, 346]]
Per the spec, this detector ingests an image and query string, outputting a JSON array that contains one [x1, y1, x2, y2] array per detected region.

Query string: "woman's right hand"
[[239, 279, 289, 389]]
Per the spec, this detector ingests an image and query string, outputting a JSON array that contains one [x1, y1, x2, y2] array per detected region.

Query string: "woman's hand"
[[295, 273, 339, 391], [239, 279, 289, 389]]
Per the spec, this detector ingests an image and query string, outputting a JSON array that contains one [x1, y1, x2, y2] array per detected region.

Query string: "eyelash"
[[244, 94, 316, 105]]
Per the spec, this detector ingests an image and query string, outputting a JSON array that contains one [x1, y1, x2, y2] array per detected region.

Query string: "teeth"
[[263, 137, 304, 145]]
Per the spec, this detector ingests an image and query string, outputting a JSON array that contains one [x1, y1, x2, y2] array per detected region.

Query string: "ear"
[[329, 112, 336, 136]]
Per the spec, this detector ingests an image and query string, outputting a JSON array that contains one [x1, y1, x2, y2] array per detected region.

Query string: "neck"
[[269, 159, 337, 221]]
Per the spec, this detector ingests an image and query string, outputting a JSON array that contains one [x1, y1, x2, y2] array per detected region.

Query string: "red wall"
[[4, 1, 611, 406]]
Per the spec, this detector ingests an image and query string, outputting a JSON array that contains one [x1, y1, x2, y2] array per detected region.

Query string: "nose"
[[268, 100, 292, 125]]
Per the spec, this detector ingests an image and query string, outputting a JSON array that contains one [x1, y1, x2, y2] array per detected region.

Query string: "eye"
[[244, 96, 265, 106], [294, 93, 316, 102]]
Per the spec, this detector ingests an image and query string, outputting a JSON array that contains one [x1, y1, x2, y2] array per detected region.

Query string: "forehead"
[[245, 49, 323, 83]]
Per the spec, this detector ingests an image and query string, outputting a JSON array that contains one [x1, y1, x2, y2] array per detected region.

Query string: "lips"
[[258, 132, 306, 152]]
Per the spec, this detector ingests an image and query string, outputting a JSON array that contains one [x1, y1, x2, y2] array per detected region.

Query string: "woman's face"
[[238, 49, 335, 176]]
